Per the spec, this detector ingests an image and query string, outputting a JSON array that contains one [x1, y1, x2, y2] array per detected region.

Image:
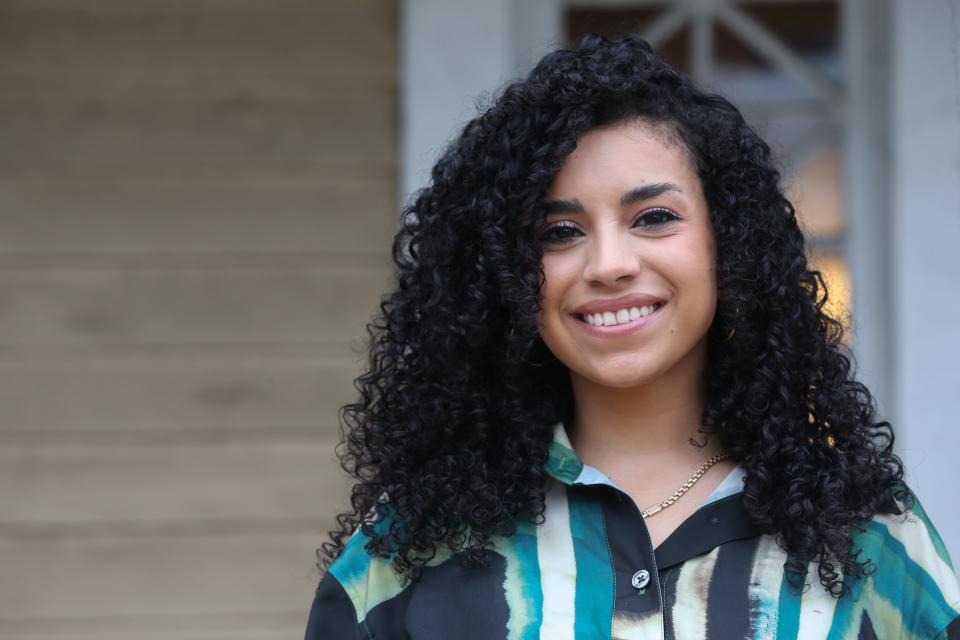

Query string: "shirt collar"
[[544, 421, 760, 567], [544, 420, 748, 509], [544, 421, 584, 485]]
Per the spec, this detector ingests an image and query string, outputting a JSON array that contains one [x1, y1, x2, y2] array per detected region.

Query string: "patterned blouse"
[[305, 423, 960, 639]]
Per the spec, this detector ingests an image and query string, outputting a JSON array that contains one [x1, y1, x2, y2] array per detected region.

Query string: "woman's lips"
[[571, 302, 666, 337]]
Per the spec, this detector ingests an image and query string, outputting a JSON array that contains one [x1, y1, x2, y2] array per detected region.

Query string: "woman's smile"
[[571, 300, 667, 337], [568, 289, 669, 338]]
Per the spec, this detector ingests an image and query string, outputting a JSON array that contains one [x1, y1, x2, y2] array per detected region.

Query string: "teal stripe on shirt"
[[567, 490, 614, 639], [862, 520, 958, 636], [826, 519, 958, 640], [329, 505, 396, 587], [774, 557, 804, 640], [501, 518, 544, 640], [329, 529, 373, 588]]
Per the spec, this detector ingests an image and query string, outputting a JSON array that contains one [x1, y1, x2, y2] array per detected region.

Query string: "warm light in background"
[[789, 148, 844, 238], [787, 146, 851, 339], [807, 252, 851, 338]]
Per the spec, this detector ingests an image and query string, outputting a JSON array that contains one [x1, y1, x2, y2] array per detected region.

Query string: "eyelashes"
[[637, 207, 680, 227], [538, 207, 681, 246], [538, 221, 580, 245]]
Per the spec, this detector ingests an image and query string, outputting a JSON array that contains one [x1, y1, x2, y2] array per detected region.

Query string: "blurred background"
[[0, 0, 957, 637]]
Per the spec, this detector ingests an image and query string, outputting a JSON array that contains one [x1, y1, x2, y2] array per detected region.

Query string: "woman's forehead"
[[546, 121, 701, 200]]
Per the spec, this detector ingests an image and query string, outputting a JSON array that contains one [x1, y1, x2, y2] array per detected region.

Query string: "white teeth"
[[582, 304, 660, 327]]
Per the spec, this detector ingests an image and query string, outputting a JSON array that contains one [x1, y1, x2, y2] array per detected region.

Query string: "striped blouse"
[[305, 422, 960, 639]]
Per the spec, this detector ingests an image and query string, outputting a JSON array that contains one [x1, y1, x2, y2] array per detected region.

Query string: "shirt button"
[[631, 569, 650, 590]]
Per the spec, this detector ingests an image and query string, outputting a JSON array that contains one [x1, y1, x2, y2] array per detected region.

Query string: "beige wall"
[[0, 1, 396, 637]]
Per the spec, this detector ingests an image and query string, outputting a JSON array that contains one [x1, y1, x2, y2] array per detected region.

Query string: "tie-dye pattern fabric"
[[305, 424, 960, 639]]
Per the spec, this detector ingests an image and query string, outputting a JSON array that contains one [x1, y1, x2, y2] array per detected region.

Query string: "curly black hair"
[[317, 33, 907, 598]]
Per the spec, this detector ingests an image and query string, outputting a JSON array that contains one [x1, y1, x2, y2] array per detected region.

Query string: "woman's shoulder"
[[307, 507, 417, 638], [850, 485, 960, 637], [320, 507, 423, 617], [312, 504, 484, 633], [309, 504, 537, 638], [857, 485, 956, 578]]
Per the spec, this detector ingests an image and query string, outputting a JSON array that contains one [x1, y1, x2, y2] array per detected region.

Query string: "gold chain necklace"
[[639, 453, 730, 519]]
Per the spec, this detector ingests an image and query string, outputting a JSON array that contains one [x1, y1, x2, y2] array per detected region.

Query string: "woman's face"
[[535, 120, 717, 389]]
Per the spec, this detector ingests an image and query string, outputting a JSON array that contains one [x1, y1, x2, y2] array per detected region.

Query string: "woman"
[[305, 34, 960, 639]]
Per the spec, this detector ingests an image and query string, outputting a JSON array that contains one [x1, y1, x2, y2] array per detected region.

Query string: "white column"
[[400, 0, 562, 204], [843, 0, 893, 421], [891, 0, 960, 567]]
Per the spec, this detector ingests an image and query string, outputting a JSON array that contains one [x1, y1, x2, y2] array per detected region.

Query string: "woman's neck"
[[566, 358, 724, 487]]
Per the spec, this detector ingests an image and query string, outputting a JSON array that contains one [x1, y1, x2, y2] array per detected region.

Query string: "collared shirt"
[[305, 423, 960, 639]]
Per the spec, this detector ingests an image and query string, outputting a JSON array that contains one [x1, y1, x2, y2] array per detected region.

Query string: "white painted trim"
[[638, 4, 692, 47], [841, 0, 893, 418], [565, 0, 831, 6], [716, 2, 844, 105], [889, 0, 960, 569], [399, 0, 562, 206]]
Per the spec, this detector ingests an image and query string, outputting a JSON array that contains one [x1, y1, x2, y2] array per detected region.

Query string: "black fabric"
[[361, 580, 415, 639], [599, 485, 663, 617], [655, 493, 761, 570], [944, 615, 960, 640], [305, 572, 366, 640], [307, 553, 510, 640], [402, 552, 510, 639], [661, 564, 680, 640], [705, 536, 759, 640], [858, 610, 879, 640]]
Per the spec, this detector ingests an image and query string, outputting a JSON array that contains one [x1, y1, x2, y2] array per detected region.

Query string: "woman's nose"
[[581, 227, 640, 285]]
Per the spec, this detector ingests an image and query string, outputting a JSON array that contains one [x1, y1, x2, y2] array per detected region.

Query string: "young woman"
[[305, 34, 960, 639]]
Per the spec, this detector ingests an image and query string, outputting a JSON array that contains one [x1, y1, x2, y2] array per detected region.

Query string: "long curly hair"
[[318, 33, 906, 597]]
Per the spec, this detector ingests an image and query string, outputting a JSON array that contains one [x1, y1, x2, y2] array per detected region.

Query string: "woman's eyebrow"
[[621, 182, 682, 205], [543, 182, 683, 214], [542, 198, 584, 214]]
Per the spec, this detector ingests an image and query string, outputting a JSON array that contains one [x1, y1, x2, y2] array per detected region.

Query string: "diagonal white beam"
[[784, 119, 839, 176], [691, 6, 714, 84], [639, 3, 693, 48], [716, 1, 844, 105], [567, 0, 678, 7]]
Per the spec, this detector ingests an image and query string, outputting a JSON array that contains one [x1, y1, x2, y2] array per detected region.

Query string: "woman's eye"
[[539, 222, 582, 246], [634, 207, 679, 228]]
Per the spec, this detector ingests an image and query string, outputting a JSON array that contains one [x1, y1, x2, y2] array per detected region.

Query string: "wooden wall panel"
[[1, 158, 394, 183], [0, 182, 395, 254], [0, 358, 356, 434], [0, 266, 391, 344], [0, 440, 349, 525], [0, 535, 329, 619], [3, 617, 308, 640], [0, 0, 398, 636], [0, 7, 394, 75], [0, 90, 394, 166], [0, 65, 391, 99]]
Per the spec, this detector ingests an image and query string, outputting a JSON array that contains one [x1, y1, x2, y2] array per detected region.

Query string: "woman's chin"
[[572, 363, 660, 390]]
